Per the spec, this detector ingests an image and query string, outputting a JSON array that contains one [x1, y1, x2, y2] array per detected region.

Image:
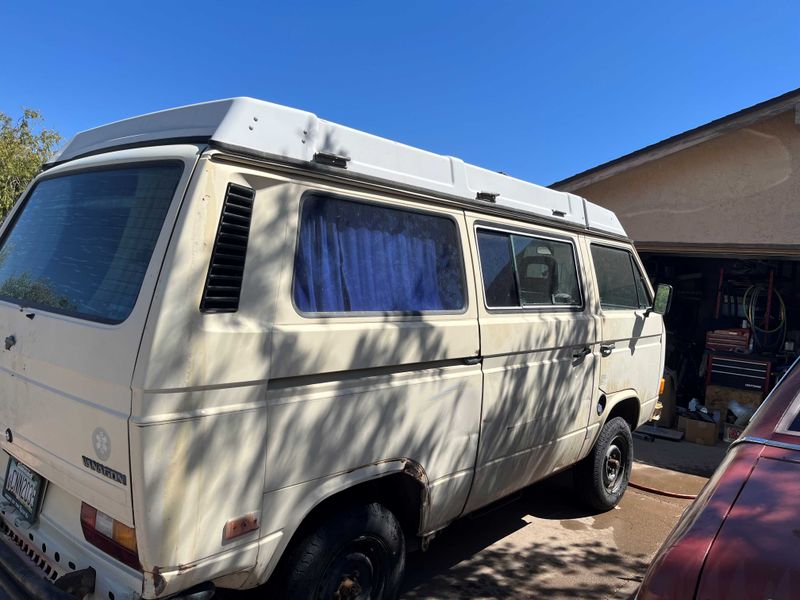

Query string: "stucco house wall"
[[571, 111, 800, 252]]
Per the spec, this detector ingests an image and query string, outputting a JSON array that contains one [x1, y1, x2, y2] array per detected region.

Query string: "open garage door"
[[639, 251, 800, 432]]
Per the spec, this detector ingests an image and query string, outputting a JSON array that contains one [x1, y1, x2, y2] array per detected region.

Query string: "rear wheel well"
[[607, 397, 640, 431], [286, 471, 425, 552]]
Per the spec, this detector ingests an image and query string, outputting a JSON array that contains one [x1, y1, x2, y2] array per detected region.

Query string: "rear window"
[[0, 163, 183, 323], [790, 413, 800, 432], [293, 195, 465, 314]]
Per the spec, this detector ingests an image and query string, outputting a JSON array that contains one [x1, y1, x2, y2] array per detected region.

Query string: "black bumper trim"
[[170, 581, 215, 599], [0, 534, 80, 599]]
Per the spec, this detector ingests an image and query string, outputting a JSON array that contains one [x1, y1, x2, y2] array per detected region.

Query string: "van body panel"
[[264, 181, 482, 532], [264, 364, 482, 500], [463, 214, 600, 512], [130, 160, 281, 582], [586, 239, 663, 423]]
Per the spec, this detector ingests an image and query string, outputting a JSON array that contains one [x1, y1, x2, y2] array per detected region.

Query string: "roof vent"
[[200, 183, 255, 313]]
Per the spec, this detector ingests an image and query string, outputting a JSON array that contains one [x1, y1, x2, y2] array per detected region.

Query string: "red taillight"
[[80, 502, 141, 570]]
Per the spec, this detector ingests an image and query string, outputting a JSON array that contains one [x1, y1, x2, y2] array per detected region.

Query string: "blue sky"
[[2, 1, 798, 184]]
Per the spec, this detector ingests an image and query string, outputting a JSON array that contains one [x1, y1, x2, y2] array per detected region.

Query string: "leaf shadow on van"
[[132, 169, 645, 595]]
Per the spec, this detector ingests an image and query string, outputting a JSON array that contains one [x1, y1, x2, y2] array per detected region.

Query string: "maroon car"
[[638, 357, 800, 600]]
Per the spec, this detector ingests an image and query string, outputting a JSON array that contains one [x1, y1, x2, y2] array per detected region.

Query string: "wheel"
[[278, 503, 405, 600], [574, 416, 633, 511]]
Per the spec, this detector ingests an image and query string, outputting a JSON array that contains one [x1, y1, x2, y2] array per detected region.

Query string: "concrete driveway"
[[221, 452, 708, 599], [401, 466, 703, 600]]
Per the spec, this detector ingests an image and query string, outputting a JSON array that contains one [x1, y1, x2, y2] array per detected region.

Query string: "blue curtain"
[[293, 197, 464, 313]]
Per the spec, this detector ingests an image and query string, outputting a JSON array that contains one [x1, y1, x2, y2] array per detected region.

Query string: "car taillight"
[[80, 503, 141, 570]]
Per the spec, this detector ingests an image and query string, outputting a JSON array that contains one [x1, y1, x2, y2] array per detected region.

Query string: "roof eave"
[[551, 87, 800, 193]]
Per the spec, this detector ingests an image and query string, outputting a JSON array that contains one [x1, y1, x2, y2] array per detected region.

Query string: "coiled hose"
[[743, 285, 786, 350]]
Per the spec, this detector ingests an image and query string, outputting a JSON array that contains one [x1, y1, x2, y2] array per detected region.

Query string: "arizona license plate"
[[2, 457, 46, 523]]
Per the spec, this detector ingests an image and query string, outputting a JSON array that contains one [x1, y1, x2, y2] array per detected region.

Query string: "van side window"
[[591, 245, 650, 309], [293, 195, 465, 314], [476, 228, 581, 308], [476, 230, 519, 307]]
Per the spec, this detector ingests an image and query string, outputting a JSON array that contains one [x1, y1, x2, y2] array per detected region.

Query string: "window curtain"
[[293, 197, 463, 312]]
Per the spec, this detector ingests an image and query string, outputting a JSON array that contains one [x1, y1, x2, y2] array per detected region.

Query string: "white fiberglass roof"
[[52, 98, 626, 237]]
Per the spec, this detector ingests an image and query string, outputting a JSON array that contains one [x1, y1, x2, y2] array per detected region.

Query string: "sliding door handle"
[[600, 343, 616, 357], [572, 345, 591, 360]]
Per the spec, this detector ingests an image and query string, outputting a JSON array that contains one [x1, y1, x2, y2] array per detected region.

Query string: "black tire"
[[279, 503, 405, 600], [574, 416, 633, 511]]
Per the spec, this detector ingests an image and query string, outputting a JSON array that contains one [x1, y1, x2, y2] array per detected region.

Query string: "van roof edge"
[[50, 98, 627, 237]]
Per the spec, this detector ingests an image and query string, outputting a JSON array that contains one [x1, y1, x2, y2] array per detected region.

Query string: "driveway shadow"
[[402, 472, 650, 599]]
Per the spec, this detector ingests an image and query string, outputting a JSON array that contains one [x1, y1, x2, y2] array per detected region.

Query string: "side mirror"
[[648, 283, 673, 316]]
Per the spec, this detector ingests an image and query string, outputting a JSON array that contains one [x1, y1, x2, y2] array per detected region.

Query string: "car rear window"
[[789, 413, 800, 432], [0, 163, 183, 323]]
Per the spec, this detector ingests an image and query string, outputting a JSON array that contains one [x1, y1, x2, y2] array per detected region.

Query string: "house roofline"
[[551, 86, 800, 192]]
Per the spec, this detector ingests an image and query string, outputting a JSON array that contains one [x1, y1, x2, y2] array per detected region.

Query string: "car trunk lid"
[[696, 447, 800, 599]]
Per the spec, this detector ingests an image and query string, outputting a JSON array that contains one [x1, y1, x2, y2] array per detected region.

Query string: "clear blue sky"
[[2, 1, 798, 184]]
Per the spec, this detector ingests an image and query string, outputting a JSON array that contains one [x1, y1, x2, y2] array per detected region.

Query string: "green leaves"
[[0, 109, 61, 219]]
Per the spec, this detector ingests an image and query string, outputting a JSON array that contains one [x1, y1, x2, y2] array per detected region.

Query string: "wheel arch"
[[604, 391, 641, 432], [259, 458, 429, 586]]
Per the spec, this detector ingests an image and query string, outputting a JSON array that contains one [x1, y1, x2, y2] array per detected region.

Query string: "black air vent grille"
[[200, 183, 255, 312]]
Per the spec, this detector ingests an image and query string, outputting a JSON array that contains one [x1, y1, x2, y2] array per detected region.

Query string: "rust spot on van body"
[[148, 566, 167, 596]]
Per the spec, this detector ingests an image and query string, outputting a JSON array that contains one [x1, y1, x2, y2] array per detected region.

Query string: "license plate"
[[3, 457, 46, 523]]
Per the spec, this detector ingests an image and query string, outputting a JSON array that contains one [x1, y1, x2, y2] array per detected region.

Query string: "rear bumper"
[[0, 530, 87, 599], [0, 508, 143, 600], [0, 523, 215, 600]]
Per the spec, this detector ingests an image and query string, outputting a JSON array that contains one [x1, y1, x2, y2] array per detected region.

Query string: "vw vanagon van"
[[0, 99, 669, 599]]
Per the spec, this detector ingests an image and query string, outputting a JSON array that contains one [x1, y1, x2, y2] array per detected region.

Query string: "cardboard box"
[[677, 416, 689, 433], [705, 385, 762, 412], [684, 418, 719, 446]]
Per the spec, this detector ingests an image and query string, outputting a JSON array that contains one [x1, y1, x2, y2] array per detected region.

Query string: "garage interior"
[[641, 252, 799, 438]]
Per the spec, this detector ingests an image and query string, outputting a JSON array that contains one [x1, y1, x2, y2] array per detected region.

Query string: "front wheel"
[[574, 416, 633, 511], [279, 503, 405, 600]]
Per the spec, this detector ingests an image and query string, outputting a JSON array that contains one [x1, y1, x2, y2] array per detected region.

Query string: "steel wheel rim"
[[603, 434, 628, 494], [317, 535, 388, 600]]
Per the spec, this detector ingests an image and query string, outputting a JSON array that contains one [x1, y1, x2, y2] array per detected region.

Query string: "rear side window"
[[476, 227, 582, 308], [0, 163, 182, 323], [591, 244, 650, 310], [293, 195, 465, 314]]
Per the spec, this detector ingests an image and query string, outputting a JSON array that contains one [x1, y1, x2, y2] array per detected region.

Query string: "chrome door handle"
[[572, 345, 591, 360], [600, 343, 615, 357]]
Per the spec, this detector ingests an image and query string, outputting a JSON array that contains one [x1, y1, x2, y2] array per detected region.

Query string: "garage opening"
[[641, 252, 800, 440]]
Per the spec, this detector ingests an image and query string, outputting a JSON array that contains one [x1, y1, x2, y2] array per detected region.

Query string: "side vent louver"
[[200, 183, 255, 313]]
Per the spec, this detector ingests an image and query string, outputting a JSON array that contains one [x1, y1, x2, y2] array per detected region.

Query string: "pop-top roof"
[[52, 98, 627, 237]]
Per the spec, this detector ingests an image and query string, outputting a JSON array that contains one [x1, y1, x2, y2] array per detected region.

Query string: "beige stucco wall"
[[570, 111, 800, 250]]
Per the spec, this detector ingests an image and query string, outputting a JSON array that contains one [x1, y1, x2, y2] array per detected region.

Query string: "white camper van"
[[0, 99, 669, 599]]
